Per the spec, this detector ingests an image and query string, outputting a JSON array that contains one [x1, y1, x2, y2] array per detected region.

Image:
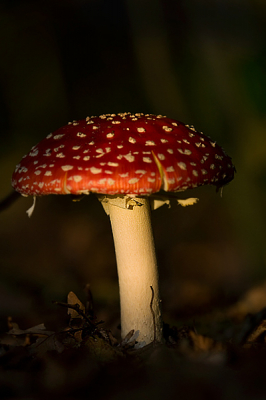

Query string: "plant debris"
[[1, 289, 266, 399]]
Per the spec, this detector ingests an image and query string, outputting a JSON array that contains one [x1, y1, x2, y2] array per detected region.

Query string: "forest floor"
[[1, 285, 266, 400]]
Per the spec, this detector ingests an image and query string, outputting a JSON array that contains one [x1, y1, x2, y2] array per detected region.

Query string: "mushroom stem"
[[104, 196, 163, 346]]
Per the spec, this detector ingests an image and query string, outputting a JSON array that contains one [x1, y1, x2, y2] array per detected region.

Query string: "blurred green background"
[[0, 0, 266, 334]]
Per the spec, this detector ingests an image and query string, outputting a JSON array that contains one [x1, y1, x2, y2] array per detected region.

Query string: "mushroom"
[[11, 112, 235, 347]]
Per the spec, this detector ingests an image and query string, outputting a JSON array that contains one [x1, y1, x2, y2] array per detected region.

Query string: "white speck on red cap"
[[12, 113, 235, 196]]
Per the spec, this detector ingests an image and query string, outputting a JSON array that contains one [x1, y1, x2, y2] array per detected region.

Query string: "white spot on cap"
[[34, 170, 41, 175], [14, 164, 21, 173], [124, 153, 135, 162], [168, 178, 175, 184], [61, 165, 74, 171], [201, 169, 208, 175], [72, 146, 80, 150], [183, 139, 190, 145], [129, 178, 139, 184], [145, 140, 156, 146], [158, 154, 165, 160], [166, 166, 174, 172], [136, 170, 147, 174], [77, 132, 86, 138], [192, 170, 198, 177], [45, 171, 52, 176], [56, 153, 65, 158], [106, 132, 115, 138], [128, 137, 136, 144], [54, 134, 64, 140], [137, 127, 146, 133], [108, 162, 119, 167], [73, 156, 81, 160], [96, 153, 105, 159], [178, 149, 192, 155], [167, 149, 174, 154], [19, 167, 28, 173], [90, 167, 102, 174], [107, 179, 115, 185], [161, 139, 168, 143], [46, 133, 53, 139], [177, 162, 187, 170], [143, 157, 152, 163], [44, 149, 51, 157], [83, 156, 90, 161], [73, 175, 82, 182], [29, 150, 39, 157], [163, 126, 173, 132]]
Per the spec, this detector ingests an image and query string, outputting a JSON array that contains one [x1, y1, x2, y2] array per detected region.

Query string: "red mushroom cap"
[[12, 113, 235, 196]]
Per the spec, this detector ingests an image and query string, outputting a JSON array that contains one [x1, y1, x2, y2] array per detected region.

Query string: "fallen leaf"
[[67, 291, 85, 319]]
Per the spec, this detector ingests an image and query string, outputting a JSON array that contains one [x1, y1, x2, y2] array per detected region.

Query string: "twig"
[[0, 191, 21, 213], [52, 301, 96, 327], [150, 286, 156, 344]]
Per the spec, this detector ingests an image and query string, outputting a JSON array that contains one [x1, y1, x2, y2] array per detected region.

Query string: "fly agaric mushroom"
[[12, 112, 235, 347]]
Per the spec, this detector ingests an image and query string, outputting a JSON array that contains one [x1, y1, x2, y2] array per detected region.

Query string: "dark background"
[[1, 0, 266, 335]]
